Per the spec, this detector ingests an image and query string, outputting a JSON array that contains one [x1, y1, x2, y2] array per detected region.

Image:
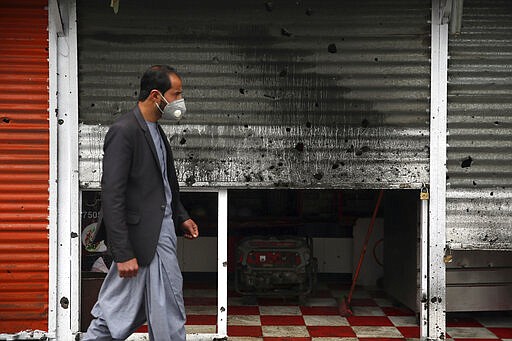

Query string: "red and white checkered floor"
[[182, 280, 512, 340]]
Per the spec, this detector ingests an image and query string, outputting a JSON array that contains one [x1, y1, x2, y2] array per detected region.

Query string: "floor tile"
[[311, 338, 358, 341], [352, 326, 403, 338], [303, 315, 349, 326], [259, 306, 302, 316], [135, 325, 148, 333], [374, 298, 395, 307], [182, 280, 509, 339], [186, 314, 216, 325], [300, 306, 339, 315], [488, 327, 512, 339], [381, 306, 415, 316], [397, 326, 420, 338], [185, 305, 217, 315], [452, 339, 503, 341], [389, 316, 419, 327], [352, 306, 385, 316], [228, 314, 261, 326], [351, 298, 379, 307], [263, 337, 311, 341], [258, 298, 298, 306], [348, 316, 394, 326], [185, 324, 216, 334], [183, 288, 217, 298], [185, 297, 217, 305], [229, 297, 258, 306], [446, 327, 498, 339], [229, 306, 261, 315], [305, 297, 338, 307], [228, 325, 263, 337], [260, 315, 305, 326], [262, 325, 309, 337], [358, 337, 405, 341], [308, 326, 356, 337]]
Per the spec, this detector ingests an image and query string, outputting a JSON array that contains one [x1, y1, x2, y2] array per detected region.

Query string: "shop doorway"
[[79, 189, 425, 338]]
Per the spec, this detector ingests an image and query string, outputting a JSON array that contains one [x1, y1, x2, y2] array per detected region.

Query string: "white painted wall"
[[353, 218, 384, 287], [178, 236, 354, 274]]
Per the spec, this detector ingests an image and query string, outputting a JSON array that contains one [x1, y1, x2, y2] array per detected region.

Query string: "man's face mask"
[[155, 91, 186, 121]]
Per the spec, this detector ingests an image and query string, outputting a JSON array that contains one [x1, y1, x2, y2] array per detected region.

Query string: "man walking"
[[83, 65, 199, 340]]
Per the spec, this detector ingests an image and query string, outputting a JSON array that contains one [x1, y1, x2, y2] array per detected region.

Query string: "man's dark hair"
[[138, 65, 179, 101]]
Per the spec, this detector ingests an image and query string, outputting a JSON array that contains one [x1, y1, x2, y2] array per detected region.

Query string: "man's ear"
[[149, 89, 160, 101]]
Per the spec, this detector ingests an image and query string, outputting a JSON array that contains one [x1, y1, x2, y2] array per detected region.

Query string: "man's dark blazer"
[[95, 106, 190, 266]]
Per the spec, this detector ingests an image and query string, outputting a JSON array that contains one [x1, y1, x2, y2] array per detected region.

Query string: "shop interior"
[[80, 189, 422, 334]]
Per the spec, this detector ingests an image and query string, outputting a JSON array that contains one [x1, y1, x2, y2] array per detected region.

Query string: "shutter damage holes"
[[185, 175, 196, 186], [313, 172, 323, 180], [60, 297, 69, 309], [2, 117, 10, 123], [294, 142, 304, 152], [461, 156, 473, 168], [265, 2, 273, 12], [281, 28, 292, 37], [328, 43, 337, 53], [355, 146, 370, 156]]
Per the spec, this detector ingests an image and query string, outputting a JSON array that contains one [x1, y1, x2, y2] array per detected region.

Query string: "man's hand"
[[181, 219, 199, 239], [117, 258, 139, 278]]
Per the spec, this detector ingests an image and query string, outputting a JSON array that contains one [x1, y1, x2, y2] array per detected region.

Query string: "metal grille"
[[78, 0, 431, 189], [447, 0, 512, 250], [0, 0, 49, 332]]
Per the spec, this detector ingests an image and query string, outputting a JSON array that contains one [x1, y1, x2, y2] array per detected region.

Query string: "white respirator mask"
[[155, 91, 186, 121]]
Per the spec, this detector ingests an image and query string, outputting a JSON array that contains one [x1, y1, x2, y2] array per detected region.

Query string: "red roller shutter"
[[0, 0, 49, 333]]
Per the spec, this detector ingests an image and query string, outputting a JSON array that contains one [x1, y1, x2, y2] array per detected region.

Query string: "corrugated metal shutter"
[[0, 0, 49, 332], [78, 0, 431, 189], [447, 0, 512, 250]]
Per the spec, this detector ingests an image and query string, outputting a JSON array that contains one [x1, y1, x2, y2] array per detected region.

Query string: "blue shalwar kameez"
[[83, 121, 186, 341]]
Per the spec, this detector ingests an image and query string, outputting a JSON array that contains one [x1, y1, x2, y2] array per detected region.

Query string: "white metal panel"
[[48, 0, 59, 338], [313, 238, 352, 273], [217, 190, 228, 338], [429, 0, 448, 339], [55, 0, 80, 339], [420, 196, 428, 339]]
